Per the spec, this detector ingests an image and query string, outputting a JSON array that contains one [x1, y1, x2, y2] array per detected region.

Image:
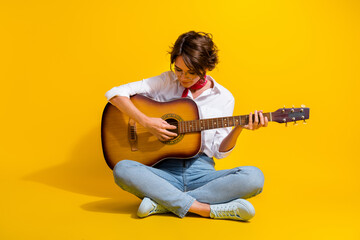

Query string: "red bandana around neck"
[[181, 75, 207, 98]]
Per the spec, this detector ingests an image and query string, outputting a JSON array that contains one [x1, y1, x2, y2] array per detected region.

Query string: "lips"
[[180, 82, 193, 88]]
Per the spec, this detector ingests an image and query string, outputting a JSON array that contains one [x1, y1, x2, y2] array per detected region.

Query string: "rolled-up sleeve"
[[105, 73, 167, 101], [211, 98, 235, 159]]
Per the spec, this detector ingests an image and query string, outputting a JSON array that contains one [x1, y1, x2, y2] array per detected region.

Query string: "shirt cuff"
[[214, 146, 234, 159], [105, 87, 130, 101]]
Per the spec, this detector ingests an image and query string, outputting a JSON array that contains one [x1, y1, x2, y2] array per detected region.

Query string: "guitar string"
[[165, 113, 272, 133], [169, 116, 243, 134]]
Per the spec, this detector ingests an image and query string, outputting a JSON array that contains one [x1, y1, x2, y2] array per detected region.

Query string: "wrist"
[[139, 115, 151, 128]]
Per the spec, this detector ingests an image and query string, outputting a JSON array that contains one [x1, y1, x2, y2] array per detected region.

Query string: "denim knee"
[[238, 166, 265, 195], [113, 160, 139, 188]]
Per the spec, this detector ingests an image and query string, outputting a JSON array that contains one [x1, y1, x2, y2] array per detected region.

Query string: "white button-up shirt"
[[105, 71, 235, 159]]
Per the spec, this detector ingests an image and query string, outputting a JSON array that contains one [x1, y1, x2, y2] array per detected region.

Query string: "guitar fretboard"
[[178, 113, 272, 133]]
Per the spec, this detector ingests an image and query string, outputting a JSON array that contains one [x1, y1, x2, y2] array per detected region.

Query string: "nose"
[[179, 72, 189, 80]]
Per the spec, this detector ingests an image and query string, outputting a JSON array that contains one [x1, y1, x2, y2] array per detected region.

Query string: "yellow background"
[[1, 0, 359, 239]]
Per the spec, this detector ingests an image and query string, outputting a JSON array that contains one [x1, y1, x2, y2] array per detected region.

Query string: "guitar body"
[[101, 95, 201, 169]]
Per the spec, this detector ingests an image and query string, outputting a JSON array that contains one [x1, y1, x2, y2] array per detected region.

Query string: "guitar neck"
[[178, 113, 272, 133]]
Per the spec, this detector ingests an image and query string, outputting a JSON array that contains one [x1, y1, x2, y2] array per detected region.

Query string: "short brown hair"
[[169, 31, 219, 79]]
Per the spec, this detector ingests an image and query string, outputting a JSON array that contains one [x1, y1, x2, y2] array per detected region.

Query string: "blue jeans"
[[113, 153, 264, 218]]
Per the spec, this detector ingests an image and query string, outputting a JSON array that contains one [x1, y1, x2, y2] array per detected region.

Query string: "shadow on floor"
[[23, 126, 125, 199], [81, 197, 140, 218]]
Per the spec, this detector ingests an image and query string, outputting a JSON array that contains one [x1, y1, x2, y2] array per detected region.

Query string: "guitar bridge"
[[128, 118, 138, 151]]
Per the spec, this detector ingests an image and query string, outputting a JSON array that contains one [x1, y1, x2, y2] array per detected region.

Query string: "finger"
[[160, 133, 174, 141], [163, 129, 177, 137], [254, 110, 259, 129], [259, 111, 264, 126], [248, 112, 253, 130], [264, 116, 268, 127], [162, 120, 177, 129], [166, 124, 177, 129], [161, 135, 171, 140]]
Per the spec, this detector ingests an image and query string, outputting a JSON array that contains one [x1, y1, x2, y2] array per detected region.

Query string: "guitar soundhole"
[[161, 114, 185, 145], [165, 118, 179, 135]]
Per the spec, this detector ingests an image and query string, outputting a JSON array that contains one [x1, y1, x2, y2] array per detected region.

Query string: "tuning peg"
[[294, 121, 298, 126], [283, 118, 287, 127], [290, 105, 295, 113], [301, 116, 306, 124], [282, 106, 286, 113], [301, 104, 306, 108]]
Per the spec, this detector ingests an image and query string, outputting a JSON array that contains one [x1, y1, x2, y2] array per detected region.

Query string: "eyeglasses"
[[174, 68, 198, 80]]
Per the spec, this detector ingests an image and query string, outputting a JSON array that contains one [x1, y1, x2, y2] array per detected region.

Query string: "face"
[[174, 56, 201, 88]]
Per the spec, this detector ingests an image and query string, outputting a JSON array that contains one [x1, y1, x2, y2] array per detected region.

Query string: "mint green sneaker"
[[210, 199, 255, 221], [137, 197, 169, 218]]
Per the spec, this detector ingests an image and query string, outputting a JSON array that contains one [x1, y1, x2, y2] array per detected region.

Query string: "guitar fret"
[[181, 111, 275, 133]]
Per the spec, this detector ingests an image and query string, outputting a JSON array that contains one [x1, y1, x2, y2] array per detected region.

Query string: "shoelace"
[[212, 204, 240, 218], [150, 203, 167, 214]]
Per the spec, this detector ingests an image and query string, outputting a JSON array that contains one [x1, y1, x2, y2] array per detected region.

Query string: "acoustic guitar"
[[101, 94, 310, 169]]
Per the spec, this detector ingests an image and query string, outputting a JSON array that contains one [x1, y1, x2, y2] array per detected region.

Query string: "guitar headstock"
[[272, 105, 310, 126]]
